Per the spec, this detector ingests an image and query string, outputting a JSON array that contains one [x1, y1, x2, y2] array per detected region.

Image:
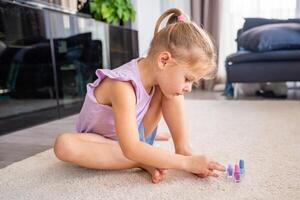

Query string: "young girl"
[[54, 8, 225, 184]]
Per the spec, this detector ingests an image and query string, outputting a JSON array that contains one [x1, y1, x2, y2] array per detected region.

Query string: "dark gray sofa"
[[225, 18, 300, 97]]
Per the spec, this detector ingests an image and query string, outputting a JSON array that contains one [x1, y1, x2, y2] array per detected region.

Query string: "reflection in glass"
[[0, 2, 57, 127], [46, 11, 106, 114], [0, 1, 139, 135], [109, 25, 139, 69]]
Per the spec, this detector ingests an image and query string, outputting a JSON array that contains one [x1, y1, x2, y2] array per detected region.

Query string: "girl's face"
[[157, 62, 200, 98]]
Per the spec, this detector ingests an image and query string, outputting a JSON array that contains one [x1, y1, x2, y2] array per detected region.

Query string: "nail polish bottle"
[[227, 164, 233, 178], [234, 164, 241, 183], [239, 159, 245, 175]]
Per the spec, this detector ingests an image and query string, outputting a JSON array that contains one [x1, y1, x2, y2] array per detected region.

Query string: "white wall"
[[296, 0, 300, 17], [132, 0, 191, 57], [132, 0, 161, 57], [160, 0, 191, 17]]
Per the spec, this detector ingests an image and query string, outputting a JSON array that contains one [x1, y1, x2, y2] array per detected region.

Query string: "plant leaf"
[[117, 7, 122, 19], [89, 0, 136, 24], [89, 2, 97, 12], [123, 12, 129, 22]]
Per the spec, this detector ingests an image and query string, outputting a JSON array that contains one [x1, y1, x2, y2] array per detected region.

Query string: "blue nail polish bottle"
[[239, 159, 245, 175]]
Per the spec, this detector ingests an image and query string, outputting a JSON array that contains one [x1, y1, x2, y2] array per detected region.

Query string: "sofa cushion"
[[237, 23, 300, 52], [242, 18, 300, 32], [226, 50, 300, 64]]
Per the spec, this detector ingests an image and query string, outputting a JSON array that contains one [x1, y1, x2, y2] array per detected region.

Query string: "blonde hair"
[[148, 8, 217, 80]]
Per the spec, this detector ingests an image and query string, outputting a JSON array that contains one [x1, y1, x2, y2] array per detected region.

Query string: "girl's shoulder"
[[94, 59, 138, 84], [94, 76, 136, 107], [89, 58, 140, 107]]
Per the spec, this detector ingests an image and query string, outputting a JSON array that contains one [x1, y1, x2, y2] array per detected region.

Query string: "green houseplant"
[[90, 0, 136, 25]]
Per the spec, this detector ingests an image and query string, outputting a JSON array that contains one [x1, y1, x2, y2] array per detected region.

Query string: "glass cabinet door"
[[109, 25, 139, 69], [0, 2, 58, 134], [46, 10, 109, 116], [0, 1, 139, 135]]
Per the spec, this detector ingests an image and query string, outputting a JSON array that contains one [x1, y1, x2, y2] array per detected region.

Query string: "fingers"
[[207, 170, 219, 177], [194, 169, 219, 178], [196, 161, 225, 178], [209, 161, 226, 172], [195, 173, 206, 178], [196, 159, 225, 178]]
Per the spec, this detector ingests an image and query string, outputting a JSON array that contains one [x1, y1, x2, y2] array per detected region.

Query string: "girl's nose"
[[183, 83, 192, 93]]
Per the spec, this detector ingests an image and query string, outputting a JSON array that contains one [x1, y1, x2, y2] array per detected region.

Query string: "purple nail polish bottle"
[[227, 164, 233, 178]]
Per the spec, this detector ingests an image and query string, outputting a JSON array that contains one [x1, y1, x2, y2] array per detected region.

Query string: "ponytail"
[[154, 8, 184, 35]]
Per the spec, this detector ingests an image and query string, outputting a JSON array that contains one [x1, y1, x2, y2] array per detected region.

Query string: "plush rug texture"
[[0, 100, 300, 200]]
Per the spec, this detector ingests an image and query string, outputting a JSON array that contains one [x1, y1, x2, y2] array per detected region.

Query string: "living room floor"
[[1, 85, 299, 169]]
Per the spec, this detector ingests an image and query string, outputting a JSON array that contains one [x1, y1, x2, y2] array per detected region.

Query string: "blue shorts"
[[138, 123, 158, 145]]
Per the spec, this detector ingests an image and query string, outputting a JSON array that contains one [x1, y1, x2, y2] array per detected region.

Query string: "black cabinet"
[[109, 25, 139, 69], [0, 1, 139, 135]]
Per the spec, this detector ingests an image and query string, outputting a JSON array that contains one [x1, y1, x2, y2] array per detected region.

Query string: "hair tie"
[[177, 15, 185, 22]]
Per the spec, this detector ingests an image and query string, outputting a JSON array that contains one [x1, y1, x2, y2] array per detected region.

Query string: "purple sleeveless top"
[[76, 58, 155, 140]]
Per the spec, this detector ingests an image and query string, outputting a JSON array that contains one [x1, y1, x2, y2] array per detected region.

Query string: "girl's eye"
[[185, 78, 191, 82]]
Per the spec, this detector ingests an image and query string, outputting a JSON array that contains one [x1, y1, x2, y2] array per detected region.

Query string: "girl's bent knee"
[[54, 133, 79, 162]]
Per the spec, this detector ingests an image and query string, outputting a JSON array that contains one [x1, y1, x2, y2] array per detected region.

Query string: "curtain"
[[190, 0, 222, 90]]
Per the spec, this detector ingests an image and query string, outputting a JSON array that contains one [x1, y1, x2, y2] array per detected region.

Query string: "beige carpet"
[[0, 100, 300, 200]]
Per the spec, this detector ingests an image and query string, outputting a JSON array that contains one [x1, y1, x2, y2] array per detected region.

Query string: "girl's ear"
[[157, 51, 171, 70]]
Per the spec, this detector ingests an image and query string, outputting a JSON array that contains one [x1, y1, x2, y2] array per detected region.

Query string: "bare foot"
[[155, 132, 171, 141], [140, 164, 168, 184]]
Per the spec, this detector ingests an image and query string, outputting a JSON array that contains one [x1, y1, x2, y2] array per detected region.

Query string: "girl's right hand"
[[185, 155, 225, 178]]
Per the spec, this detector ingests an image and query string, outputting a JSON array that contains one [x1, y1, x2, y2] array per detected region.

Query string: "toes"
[[152, 169, 168, 183], [152, 170, 161, 183]]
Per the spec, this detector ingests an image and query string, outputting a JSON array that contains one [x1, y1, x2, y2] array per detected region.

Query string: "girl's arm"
[[162, 95, 193, 155], [110, 80, 188, 170], [110, 80, 224, 175]]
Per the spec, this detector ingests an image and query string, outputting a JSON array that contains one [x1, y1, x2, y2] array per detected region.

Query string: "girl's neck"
[[137, 57, 157, 94]]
